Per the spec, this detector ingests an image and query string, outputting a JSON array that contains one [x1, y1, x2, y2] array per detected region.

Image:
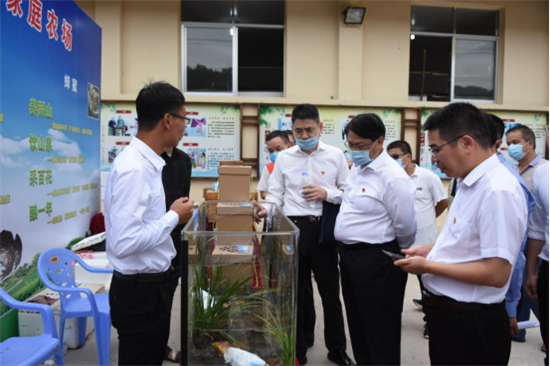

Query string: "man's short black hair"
[[387, 140, 412, 156], [266, 130, 290, 145], [485, 113, 505, 146], [422, 102, 492, 149], [285, 130, 295, 139], [292, 104, 320, 124], [344, 113, 385, 140], [136, 81, 185, 131], [506, 125, 537, 149]]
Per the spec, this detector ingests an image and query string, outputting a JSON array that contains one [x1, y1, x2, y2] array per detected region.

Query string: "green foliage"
[[254, 300, 295, 366], [65, 237, 84, 249]]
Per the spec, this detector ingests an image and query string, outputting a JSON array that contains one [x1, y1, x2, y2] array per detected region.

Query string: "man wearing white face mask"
[[255, 104, 353, 366], [505, 125, 547, 188], [334, 114, 417, 365]]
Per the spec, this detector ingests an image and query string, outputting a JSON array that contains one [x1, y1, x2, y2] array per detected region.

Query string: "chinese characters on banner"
[[0, 0, 101, 334]]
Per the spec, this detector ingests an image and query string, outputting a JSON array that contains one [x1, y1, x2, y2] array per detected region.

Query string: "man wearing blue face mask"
[[255, 104, 353, 366], [334, 114, 417, 365], [257, 130, 292, 200]]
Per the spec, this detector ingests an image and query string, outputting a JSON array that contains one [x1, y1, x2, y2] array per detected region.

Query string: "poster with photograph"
[[259, 106, 402, 175], [100, 103, 241, 187], [419, 109, 548, 179]]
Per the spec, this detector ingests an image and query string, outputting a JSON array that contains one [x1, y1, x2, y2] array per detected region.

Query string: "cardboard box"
[[217, 203, 254, 216], [218, 166, 252, 201], [216, 214, 253, 244], [211, 245, 254, 284], [188, 244, 198, 264]]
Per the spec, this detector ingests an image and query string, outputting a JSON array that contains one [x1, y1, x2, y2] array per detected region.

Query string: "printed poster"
[[419, 109, 548, 179], [100, 103, 241, 188], [0, 0, 101, 338], [259, 106, 402, 175]]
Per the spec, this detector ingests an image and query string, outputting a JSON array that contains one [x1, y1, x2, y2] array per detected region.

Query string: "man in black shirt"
[[161, 145, 192, 363]]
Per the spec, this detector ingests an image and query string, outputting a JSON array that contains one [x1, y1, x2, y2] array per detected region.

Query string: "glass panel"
[[456, 9, 499, 36], [186, 27, 233, 93], [234, 0, 285, 25], [183, 202, 299, 366], [181, 0, 232, 23], [454, 39, 496, 100], [411, 5, 454, 34], [409, 36, 452, 101], [238, 28, 284, 92]]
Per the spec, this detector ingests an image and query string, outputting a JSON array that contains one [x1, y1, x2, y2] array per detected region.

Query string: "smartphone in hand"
[[382, 249, 405, 260]]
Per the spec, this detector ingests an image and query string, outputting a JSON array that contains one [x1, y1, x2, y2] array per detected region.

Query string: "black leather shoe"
[[298, 356, 308, 365], [327, 349, 355, 366]]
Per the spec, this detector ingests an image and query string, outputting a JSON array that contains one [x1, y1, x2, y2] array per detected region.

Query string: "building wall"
[[76, 0, 548, 205]]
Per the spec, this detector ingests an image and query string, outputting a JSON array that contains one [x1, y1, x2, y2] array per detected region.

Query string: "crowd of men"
[[104, 81, 548, 366]]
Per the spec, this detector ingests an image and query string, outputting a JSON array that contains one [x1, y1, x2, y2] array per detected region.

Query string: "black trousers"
[[539, 260, 549, 365], [424, 299, 510, 365], [293, 219, 347, 359], [110, 276, 172, 366], [339, 240, 408, 365]]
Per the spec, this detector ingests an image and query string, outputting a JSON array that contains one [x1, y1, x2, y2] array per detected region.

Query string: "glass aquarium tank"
[[182, 202, 299, 366]]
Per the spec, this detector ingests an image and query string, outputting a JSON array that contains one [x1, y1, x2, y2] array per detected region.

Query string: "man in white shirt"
[[257, 130, 292, 200], [256, 104, 353, 366], [105, 82, 194, 366], [396, 102, 528, 365], [387, 140, 448, 338], [524, 129, 549, 365], [334, 114, 417, 365]]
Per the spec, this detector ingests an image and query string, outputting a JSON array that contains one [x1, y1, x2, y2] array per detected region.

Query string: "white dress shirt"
[[411, 165, 447, 245], [334, 151, 417, 248], [105, 137, 179, 274], [257, 166, 270, 193], [266, 141, 348, 216], [422, 155, 528, 304], [528, 162, 549, 262]]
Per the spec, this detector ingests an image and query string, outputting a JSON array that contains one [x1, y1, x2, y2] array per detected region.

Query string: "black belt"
[[114, 267, 174, 284], [288, 215, 322, 222], [338, 239, 397, 251], [422, 291, 503, 312]]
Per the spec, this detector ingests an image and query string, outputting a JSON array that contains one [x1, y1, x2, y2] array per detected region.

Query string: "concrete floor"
[[63, 274, 544, 365]]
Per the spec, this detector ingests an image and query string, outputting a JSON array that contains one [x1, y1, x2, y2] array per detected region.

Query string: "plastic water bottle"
[[301, 172, 315, 209]]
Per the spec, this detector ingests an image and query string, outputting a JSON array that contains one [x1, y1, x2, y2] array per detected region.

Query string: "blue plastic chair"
[[37, 248, 113, 366], [0, 288, 64, 366]]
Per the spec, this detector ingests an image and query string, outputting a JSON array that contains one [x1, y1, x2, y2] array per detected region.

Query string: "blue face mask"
[[269, 151, 280, 163], [396, 158, 407, 169], [350, 149, 375, 167], [296, 135, 319, 151], [508, 143, 528, 161]]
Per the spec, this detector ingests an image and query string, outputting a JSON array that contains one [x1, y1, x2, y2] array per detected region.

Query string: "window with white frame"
[[409, 5, 499, 103], [181, 0, 285, 96]]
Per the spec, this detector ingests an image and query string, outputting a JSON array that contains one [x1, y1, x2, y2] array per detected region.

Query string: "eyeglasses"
[[428, 135, 464, 158], [390, 153, 405, 160], [344, 139, 376, 151], [169, 113, 191, 124]]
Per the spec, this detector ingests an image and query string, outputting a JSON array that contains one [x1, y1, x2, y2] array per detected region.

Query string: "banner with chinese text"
[[0, 0, 101, 336]]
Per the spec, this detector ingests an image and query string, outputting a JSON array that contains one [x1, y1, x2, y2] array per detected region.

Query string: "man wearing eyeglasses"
[[395, 103, 528, 365], [105, 82, 194, 366]]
